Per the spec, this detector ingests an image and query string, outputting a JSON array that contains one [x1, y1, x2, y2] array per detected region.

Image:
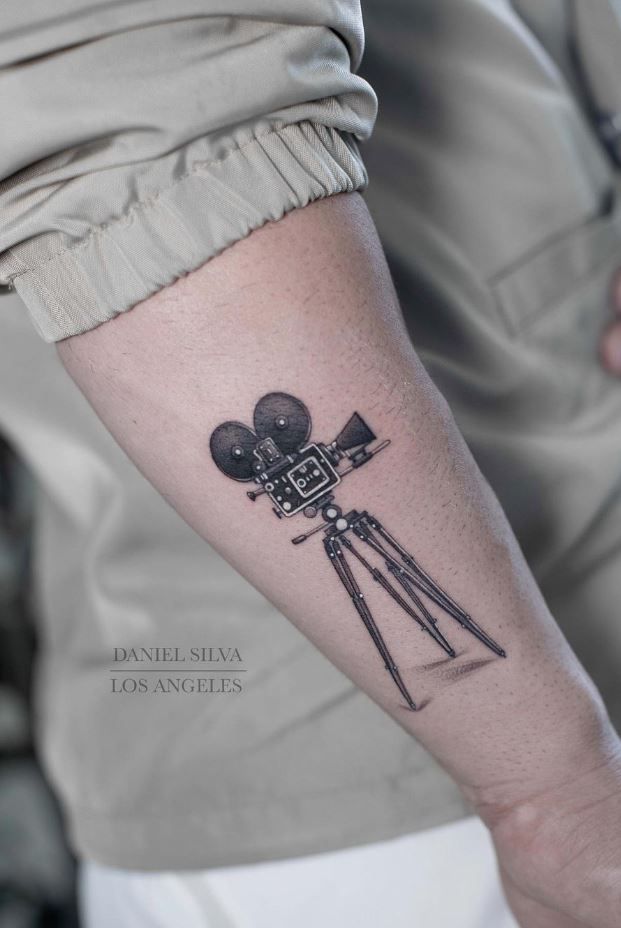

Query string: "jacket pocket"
[[489, 185, 621, 335]]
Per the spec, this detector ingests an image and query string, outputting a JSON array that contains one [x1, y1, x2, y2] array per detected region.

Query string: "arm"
[[58, 193, 621, 927]]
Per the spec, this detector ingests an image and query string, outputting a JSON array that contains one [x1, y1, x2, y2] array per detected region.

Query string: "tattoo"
[[210, 393, 506, 711]]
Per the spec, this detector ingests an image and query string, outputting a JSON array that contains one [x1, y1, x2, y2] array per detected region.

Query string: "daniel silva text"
[[110, 647, 244, 695]]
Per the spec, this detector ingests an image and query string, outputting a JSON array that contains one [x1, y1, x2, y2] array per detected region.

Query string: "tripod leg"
[[360, 515, 468, 622], [365, 514, 486, 623], [324, 537, 418, 710], [353, 519, 466, 622], [388, 563, 505, 656], [356, 514, 507, 659], [339, 536, 456, 657]]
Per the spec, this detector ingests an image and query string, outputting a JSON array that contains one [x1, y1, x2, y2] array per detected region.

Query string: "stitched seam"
[[7, 120, 350, 283], [22, 263, 80, 339], [70, 775, 457, 818]]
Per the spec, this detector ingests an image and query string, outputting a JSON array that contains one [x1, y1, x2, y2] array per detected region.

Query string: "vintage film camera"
[[210, 392, 389, 521], [210, 392, 505, 711]]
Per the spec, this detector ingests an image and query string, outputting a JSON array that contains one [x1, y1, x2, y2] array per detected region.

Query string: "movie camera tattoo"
[[210, 393, 506, 710]]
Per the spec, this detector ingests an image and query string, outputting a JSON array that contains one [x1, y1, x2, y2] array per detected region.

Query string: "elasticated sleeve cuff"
[[3, 122, 366, 342], [0, 7, 376, 341]]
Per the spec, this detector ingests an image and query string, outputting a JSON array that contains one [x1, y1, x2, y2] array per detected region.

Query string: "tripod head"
[[209, 392, 390, 522]]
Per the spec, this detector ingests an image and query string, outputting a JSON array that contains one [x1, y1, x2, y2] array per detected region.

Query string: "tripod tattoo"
[[210, 393, 506, 710]]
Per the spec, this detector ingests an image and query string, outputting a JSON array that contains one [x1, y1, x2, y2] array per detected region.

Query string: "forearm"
[[57, 193, 618, 820]]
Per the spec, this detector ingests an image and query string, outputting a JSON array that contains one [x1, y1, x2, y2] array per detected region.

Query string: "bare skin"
[[57, 194, 621, 928], [600, 270, 621, 375], [499, 267, 621, 926]]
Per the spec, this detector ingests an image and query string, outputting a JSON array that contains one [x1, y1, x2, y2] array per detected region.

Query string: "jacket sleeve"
[[0, 1, 376, 341]]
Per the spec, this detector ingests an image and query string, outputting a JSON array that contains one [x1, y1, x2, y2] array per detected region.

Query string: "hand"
[[486, 747, 621, 928], [600, 269, 621, 376]]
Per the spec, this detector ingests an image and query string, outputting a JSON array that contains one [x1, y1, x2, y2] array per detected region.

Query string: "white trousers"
[[79, 817, 520, 928]]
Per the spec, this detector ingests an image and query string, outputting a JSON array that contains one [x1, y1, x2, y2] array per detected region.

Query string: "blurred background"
[[0, 439, 77, 928], [1, 2, 620, 926]]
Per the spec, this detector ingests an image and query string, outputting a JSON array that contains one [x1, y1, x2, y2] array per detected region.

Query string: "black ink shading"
[[210, 393, 506, 710]]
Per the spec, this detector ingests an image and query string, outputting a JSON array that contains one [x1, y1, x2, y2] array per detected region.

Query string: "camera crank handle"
[[292, 521, 329, 545], [246, 487, 267, 501]]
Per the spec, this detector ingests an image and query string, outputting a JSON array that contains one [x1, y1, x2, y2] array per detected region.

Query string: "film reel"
[[253, 392, 311, 455], [209, 421, 258, 481]]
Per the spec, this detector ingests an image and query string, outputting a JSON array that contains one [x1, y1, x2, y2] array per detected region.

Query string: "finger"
[[600, 321, 621, 376]]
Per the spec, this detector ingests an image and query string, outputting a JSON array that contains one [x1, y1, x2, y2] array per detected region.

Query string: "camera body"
[[210, 392, 387, 522], [253, 438, 341, 517]]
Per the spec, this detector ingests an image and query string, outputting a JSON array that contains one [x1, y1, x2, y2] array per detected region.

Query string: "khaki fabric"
[[0, 1, 375, 341], [362, 0, 621, 720], [570, 0, 621, 164], [0, 0, 620, 871]]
